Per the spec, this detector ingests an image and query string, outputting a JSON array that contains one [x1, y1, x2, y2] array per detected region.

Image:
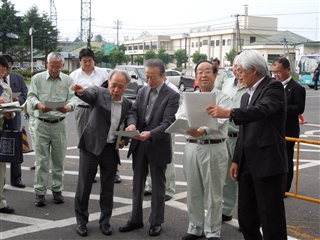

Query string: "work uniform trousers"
[[183, 141, 228, 238], [33, 119, 67, 195], [0, 162, 8, 208], [145, 133, 176, 197], [130, 141, 167, 226], [238, 156, 287, 240], [75, 144, 118, 225], [222, 136, 238, 216], [75, 106, 90, 138]]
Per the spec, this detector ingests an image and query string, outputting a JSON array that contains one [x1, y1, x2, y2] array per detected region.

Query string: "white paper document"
[[12, 92, 21, 98], [0, 101, 24, 112], [165, 118, 196, 134], [112, 130, 140, 137], [44, 101, 65, 110], [183, 92, 218, 130]]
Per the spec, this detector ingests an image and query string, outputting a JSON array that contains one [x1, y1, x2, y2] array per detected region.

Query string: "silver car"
[[165, 70, 181, 87]]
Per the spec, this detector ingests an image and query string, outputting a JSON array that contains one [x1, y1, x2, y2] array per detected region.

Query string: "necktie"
[[3, 77, 7, 84], [145, 88, 157, 122], [233, 78, 238, 86], [0, 84, 3, 96]]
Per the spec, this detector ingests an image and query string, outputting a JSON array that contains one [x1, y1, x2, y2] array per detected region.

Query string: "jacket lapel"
[[250, 76, 270, 106], [146, 84, 167, 124]]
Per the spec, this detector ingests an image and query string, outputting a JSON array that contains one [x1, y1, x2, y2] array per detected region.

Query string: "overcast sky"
[[8, 0, 320, 43]]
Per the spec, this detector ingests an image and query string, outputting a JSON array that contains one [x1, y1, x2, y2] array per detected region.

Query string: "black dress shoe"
[[144, 190, 152, 196], [11, 182, 26, 188], [207, 237, 220, 240], [0, 205, 14, 214], [222, 214, 232, 221], [115, 173, 122, 183], [76, 224, 88, 236], [100, 223, 112, 235], [149, 225, 161, 236], [182, 233, 201, 240], [119, 221, 144, 232], [93, 177, 97, 183], [165, 195, 172, 201]]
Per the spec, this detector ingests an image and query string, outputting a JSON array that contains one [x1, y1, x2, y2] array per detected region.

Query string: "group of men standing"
[[0, 48, 306, 240]]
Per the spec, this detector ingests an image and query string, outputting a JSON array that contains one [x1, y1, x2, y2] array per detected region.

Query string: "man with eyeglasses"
[[176, 60, 231, 240], [28, 52, 77, 207], [0, 54, 28, 189], [272, 57, 306, 194]]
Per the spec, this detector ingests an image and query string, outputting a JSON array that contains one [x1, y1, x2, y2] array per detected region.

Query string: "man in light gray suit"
[[119, 58, 180, 237], [1, 54, 28, 188], [72, 69, 132, 237]]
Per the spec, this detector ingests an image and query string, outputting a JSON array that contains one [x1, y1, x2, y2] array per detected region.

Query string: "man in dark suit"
[[272, 57, 306, 193], [1, 54, 28, 188], [72, 69, 132, 237], [207, 50, 288, 240], [119, 58, 180, 237]]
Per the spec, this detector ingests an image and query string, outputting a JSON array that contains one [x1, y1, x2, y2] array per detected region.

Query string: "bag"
[[0, 119, 23, 164]]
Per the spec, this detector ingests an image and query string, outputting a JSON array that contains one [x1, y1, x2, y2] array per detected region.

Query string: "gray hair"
[[237, 50, 269, 76], [108, 69, 131, 84], [47, 52, 65, 64], [145, 58, 165, 75]]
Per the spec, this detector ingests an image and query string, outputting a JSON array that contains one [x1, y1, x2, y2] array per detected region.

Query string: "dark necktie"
[[0, 84, 3, 96], [145, 88, 157, 122], [233, 78, 238, 86], [3, 77, 8, 84]]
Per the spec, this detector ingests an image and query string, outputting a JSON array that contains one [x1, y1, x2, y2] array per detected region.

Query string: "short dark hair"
[[272, 57, 290, 69], [195, 60, 218, 75], [79, 48, 95, 61], [145, 58, 165, 75], [212, 58, 220, 66], [0, 56, 8, 68], [0, 54, 13, 65]]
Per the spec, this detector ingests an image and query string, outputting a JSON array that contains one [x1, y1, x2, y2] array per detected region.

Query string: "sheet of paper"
[[0, 101, 23, 112], [112, 130, 140, 137], [12, 92, 21, 98], [44, 101, 65, 110], [0, 102, 20, 108], [165, 118, 196, 134], [183, 92, 218, 130]]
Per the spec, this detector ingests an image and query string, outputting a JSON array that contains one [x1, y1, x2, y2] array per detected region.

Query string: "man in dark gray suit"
[[1, 54, 28, 188], [119, 59, 180, 237], [72, 69, 132, 237]]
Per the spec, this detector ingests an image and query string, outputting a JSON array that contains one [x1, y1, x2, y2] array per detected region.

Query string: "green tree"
[[0, 0, 23, 53], [108, 49, 127, 68], [192, 51, 207, 64], [134, 56, 144, 65], [145, 49, 156, 60], [118, 44, 126, 52], [225, 48, 237, 65], [174, 49, 187, 68], [102, 55, 110, 66], [156, 48, 170, 65], [94, 34, 103, 43], [95, 51, 104, 66]]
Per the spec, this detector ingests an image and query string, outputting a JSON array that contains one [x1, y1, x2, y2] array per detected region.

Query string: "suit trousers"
[[285, 141, 295, 192], [130, 141, 167, 226], [145, 134, 176, 197], [0, 162, 7, 208], [75, 144, 118, 225], [10, 112, 22, 185], [238, 156, 287, 240]]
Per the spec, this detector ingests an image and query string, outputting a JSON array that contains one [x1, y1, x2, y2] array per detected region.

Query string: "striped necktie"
[[3, 77, 8, 84]]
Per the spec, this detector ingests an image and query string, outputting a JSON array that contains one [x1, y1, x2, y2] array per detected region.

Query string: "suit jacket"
[[77, 86, 132, 164], [9, 72, 28, 130], [233, 76, 288, 178], [285, 78, 306, 138], [127, 83, 180, 166]]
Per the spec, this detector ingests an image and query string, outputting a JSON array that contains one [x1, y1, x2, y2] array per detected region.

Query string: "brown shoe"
[[52, 191, 65, 204], [30, 166, 35, 171], [35, 195, 46, 207]]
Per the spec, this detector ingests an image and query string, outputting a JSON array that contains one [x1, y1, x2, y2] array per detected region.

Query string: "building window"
[[128, 46, 132, 50], [222, 39, 226, 46], [134, 46, 138, 50], [144, 42, 150, 50], [192, 42, 194, 48], [139, 45, 143, 50], [216, 40, 220, 46], [200, 42, 202, 47], [250, 37, 256, 43], [196, 42, 198, 47], [203, 40, 208, 46], [151, 41, 157, 49], [211, 40, 215, 46], [227, 39, 231, 45]]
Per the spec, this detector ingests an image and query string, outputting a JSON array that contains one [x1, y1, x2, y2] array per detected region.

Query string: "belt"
[[228, 132, 238, 138], [38, 117, 65, 123], [186, 139, 225, 144], [77, 105, 90, 108]]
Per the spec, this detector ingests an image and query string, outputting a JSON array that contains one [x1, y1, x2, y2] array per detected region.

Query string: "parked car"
[[221, 69, 234, 78], [115, 65, 147, 98], [165, 70, 181, 87], [28, 66, 46, 72], [102, 67, 112, 73], [179, 68, 195, 91]]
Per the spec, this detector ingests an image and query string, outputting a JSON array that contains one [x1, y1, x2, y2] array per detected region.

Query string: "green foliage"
[[156, 48, 170, 65], [192, 51, 207, 64], [108, 49, 128, 68], [61, 69, 69, 75], [118, 44, 126, 52], [102, 55, 110, 65], [134, 56, 144, 65], [94, 34, 103, 43], [94, 51, 104, 66], [225, 48, 237, 65], [145, 49, 156, 60], [174, 49, 187, 68]]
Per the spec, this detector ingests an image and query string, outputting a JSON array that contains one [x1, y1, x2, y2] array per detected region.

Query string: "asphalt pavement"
[[0, 86, 319, 240]]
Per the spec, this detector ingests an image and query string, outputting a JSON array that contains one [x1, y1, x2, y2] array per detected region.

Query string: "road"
[[0, 87, 319, 240]]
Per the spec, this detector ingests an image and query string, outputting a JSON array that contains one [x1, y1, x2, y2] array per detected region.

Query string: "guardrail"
[[285, 137, 320, 204]]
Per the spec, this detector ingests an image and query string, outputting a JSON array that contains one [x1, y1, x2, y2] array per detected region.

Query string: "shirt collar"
[[281, 77, 291, 87], [246, 76, 265, 95]]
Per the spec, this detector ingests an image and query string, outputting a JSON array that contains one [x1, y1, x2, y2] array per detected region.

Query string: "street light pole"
[[29, 27, 35, 74], [183, 33, 189, 69]]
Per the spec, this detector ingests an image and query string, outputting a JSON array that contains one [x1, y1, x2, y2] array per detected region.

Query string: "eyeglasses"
[[272, 70, 284, 75], [48, 66, 62, 70], [196, 70, 213, 75]]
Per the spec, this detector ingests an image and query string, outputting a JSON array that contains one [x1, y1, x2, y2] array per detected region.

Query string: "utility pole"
[[281, 37, 295, 75], [231, 14, 244, 52], [80, 0, 92, 44], [113, 19, 122, 47], [49, 0, 57, 28]]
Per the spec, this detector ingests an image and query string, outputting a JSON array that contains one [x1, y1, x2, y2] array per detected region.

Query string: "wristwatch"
[[230, 108, 236, 121]]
